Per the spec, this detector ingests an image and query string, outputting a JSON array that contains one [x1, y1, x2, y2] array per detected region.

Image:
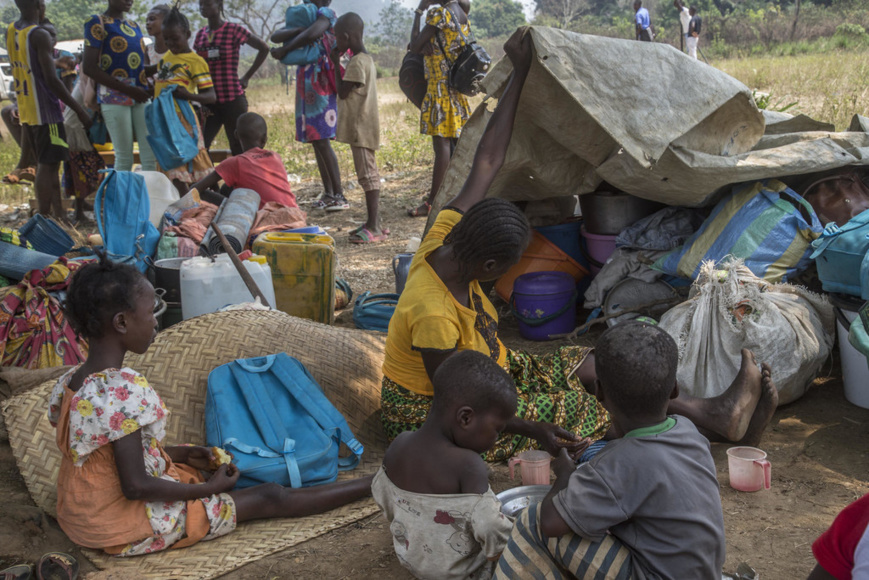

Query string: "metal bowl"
[[496, 485, 551, 517]]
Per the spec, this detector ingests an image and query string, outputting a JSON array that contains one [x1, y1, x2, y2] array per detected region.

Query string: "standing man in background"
[[634, 1, 653, 41], [674, 0, 690, 51], [687, 7, 701, 59]]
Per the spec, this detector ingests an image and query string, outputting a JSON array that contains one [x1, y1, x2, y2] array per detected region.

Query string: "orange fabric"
[[55, 384, 209, 551]]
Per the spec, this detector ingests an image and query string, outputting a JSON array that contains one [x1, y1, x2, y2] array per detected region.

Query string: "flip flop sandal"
[[349, 226, 389, 244], [406, 201, 430, 218], [19, 168, 36, 183], [36, 553, 78, 580], [1, 173, 20, 185], [0, 565, 33, 580], [325, 199, 350, 212], [350, 224, 390, 236]]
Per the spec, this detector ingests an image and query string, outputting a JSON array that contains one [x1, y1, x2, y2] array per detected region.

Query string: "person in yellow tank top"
[[381, 29, 779, 463], [7, 0, 90, 219], [151, 6, 216, 194]]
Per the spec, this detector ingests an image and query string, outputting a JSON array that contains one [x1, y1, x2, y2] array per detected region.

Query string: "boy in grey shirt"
[[494, 322, 727, 580]]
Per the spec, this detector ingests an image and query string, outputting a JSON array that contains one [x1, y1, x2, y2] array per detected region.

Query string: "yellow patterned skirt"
[[380, 346, 611, 461]]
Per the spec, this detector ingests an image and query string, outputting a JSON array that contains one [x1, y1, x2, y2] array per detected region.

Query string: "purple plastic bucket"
[[511, 271, 578, 341], [581, 225, 618, 276]]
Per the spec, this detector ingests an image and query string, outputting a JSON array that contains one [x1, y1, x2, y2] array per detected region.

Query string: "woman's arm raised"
[[445, 28, 532, 214]]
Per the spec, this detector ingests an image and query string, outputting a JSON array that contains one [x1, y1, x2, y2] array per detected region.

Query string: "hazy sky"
[[397, 0, 537, 19]]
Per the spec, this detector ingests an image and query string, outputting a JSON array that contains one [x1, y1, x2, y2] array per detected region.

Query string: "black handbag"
[[399, 51, 427, 109], [436, 5, 491, 96]]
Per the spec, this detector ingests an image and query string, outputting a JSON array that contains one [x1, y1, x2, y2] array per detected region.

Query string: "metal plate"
[[496, 485, 551, 517]]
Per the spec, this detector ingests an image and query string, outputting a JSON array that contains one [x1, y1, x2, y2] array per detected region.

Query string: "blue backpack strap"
[[227, 357, 304, 487], [810, 215, 869, 259], [271, 354, 363, 471]]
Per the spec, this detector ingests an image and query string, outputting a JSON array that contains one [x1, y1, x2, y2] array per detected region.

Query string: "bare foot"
[[704, 349, 763, 441], [738, 363, 778, 447]]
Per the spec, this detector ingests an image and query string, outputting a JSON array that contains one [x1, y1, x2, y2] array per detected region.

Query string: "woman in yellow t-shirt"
[[152, 7, 216, 193], [382, 30, 777, 461]]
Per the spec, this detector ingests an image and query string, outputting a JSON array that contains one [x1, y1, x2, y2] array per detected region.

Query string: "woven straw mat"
[[2, 310, 388, 579]]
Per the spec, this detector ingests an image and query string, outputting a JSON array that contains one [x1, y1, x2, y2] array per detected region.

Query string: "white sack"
[[658, 259, 834, 405]]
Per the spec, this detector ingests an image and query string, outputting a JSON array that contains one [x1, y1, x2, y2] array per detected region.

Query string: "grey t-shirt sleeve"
[[551, 464, 629, 541]]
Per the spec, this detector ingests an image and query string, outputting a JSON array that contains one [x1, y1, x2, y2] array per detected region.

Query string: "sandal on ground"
[[324, 197, 350, 212], [349, 226, 389, 244], [407, 201, 430, 218], [0, 565, 33, 580], [350, 223, 389, 236], [19, 167, 36, 182], [36, 553, 78, 580]]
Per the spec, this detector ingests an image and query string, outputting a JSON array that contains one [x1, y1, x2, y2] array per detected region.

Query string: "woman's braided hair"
[[64, 253, 147, 340], [163, 3, 191, 33], [443, 199, 530, 274]]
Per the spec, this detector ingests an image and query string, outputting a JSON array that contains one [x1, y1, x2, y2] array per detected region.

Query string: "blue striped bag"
[[653, 180, 823, 283]]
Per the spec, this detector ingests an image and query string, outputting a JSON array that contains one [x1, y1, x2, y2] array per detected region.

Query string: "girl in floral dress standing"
[[49, 255, 372, 555], [270, 0, 346, 211]]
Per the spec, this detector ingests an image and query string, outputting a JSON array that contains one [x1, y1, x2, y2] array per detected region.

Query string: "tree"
[[43, 0, 105, 41], [535, 0, 588, 27], [472, 0, 526, 37], [373, 0, 413, 47]]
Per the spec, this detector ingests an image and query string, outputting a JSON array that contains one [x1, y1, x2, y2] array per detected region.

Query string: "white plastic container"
[[180, 255, 276, 320], [836, 306, 869, 409], [140, 171, 180, 228]]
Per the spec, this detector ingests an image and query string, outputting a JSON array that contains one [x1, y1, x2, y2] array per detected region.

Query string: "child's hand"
[[208, 463, 240, 494], [185, 446, 216, 471], [532, 422, 584, 456], [552, 448, 577, 480], [173, 86, 195, 101], [503, 27, 533, 71]]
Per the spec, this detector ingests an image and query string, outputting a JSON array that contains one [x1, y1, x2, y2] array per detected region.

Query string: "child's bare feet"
[[738, 363, 778, 447], [704, 349, 763, 441]]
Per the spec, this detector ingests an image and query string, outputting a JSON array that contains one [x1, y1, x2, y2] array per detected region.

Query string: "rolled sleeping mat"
[[200, 188, 261, 255]]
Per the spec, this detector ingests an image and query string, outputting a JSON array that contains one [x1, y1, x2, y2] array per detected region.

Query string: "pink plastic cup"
[[726, 446, 771, 492], [508, 450, 552, 486]]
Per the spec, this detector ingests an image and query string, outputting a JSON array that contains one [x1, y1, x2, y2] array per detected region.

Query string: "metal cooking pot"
[[579, 191, 665, 235], [152, 257, 191, 303]]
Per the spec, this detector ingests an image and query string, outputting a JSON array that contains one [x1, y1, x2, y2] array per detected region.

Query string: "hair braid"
[[164, 4, 190, 33], [445, 199, 530, 272]]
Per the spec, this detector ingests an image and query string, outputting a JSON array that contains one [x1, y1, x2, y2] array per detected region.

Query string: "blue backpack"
[[144, 85, 200, 171], [94, 170, 160, 272], [205, 353, 363, 489], [280, 2, 320, 66], [353, 292, 399, 333]]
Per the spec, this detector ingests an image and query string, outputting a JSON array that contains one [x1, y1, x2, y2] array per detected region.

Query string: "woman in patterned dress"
[[82, 0, 156, 172], [407, 0, 472, 218], [381, 30, 775, 461], [270, 0, 346, 211]]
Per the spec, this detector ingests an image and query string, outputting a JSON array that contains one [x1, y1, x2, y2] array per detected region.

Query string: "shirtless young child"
[[372, 350, 518, 580]]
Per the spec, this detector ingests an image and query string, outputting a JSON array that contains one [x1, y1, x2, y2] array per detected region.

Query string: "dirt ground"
[[1, 170, 868, 579]]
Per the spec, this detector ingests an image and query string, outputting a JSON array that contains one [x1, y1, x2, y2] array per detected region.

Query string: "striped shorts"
[[494, 502, 633, 580]]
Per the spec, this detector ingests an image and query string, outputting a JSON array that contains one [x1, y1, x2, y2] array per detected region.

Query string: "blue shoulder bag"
[[94, 170, 160, 272], [353, 292, 399, 333], [205, 353, 363, 489], [144, 85, 200, 171]]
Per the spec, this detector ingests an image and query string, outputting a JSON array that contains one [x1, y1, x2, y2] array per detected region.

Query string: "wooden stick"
[[550, 296, 683, 340], [211, 222, 272, 309]]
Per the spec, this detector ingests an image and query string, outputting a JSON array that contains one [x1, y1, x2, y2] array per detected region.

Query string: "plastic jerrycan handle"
[[755, 459, 771, 490], [508, 457, 521, 480]]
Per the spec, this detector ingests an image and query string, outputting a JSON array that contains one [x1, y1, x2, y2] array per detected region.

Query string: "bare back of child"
[[374, 350, 518, 579]]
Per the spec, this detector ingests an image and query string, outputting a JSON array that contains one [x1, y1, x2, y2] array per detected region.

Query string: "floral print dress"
[[420, 6, 472, 139], [295, 6, 338, 143], [48, 368, 236, 555]]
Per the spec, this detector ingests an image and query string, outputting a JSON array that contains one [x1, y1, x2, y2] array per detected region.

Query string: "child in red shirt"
[[190, 112, 298, 209], [809, 493, 869, 579]]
